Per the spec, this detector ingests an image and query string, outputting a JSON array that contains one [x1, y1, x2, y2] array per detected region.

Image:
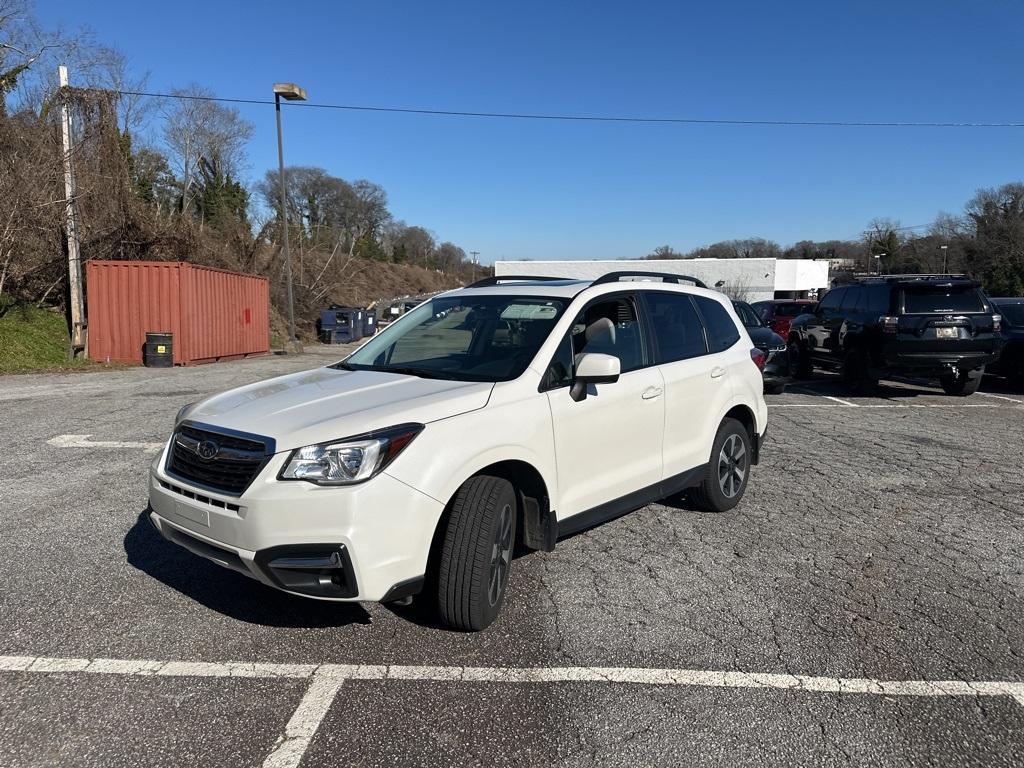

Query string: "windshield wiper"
[[331, 361, 357, 370], [377, 366, 456, 380]]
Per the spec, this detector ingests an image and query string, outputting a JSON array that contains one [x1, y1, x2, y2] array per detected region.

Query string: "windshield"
[[993, 301, 1024, 327], [902, 286, 986, 314], [733, 302, 762, 327], [339, 294, 568, 382]]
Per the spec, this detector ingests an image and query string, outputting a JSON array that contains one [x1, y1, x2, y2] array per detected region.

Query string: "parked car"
[[788, 275, 1003, 396], [733, 300, 790, 394], [148, 272, 768, 631], [988, 297, 1024, 388], [750, 299, 818, 340]]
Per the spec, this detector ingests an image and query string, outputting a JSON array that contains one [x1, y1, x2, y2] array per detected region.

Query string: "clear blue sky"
[[35, 0, 1024, 263]]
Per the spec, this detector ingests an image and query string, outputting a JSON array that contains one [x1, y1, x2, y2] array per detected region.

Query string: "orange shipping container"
[[86, 260, 270, 365]]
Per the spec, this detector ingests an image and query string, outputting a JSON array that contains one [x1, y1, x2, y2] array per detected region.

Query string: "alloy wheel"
[[717, 434, 747, 499], [488, 503, 513, 605]]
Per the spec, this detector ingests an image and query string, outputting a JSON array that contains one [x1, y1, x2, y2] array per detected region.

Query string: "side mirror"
[[570, 353, 620, 402]]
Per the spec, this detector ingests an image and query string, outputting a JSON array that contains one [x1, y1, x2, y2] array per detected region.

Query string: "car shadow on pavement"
[[789, 373, 935, 399], [123, 510, 371, 628]]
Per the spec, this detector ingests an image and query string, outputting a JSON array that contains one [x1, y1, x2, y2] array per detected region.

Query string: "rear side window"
[[902, 286, 986, 314], [840, 286, 863, 312], [694, 296, 741, 353], [819, 287, 847, 311], [864, 284, 891, 314], [645, 292, 708, 363]]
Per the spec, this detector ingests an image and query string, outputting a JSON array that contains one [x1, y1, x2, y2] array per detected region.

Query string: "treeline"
[[0, 0, 475, 328], [645, 185, 1024, 296]]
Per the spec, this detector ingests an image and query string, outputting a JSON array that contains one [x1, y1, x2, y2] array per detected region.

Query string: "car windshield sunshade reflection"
[[337, 295, 569, 382]]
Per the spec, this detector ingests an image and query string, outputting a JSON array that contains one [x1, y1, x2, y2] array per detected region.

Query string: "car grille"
[[166, 424, 271, 496]]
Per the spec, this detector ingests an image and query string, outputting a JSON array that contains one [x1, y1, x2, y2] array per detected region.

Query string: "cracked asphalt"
[[1, 347, 1022, 766]]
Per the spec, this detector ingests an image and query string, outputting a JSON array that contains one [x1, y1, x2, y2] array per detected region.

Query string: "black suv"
[[788, 275, 1003, 396]]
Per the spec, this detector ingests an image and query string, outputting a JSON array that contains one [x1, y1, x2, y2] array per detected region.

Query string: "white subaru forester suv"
[[148, 272, 768, 630]]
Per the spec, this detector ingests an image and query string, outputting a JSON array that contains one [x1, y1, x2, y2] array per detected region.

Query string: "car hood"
[[746, 327, 786, 350], [183, 367, 494, 451]]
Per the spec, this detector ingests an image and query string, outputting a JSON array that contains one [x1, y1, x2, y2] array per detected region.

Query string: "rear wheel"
[[939, 367, 983, 396], [841, 347, 878, 395], [436, 475, 517, 631], [689, 418, 751, 513]]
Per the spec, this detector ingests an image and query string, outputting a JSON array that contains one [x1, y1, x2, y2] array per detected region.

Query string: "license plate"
[[936, 327, 958, 339], [174, 500, 210, 527]]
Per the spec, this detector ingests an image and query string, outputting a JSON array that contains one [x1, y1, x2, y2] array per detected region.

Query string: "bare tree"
[[162, 84, 253, 214]]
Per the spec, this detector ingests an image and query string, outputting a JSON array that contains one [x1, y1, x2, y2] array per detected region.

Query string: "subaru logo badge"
[[196, 439, 219, 460]]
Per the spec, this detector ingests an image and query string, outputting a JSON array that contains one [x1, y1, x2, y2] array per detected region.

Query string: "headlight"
[[279, 423, 424, 486]]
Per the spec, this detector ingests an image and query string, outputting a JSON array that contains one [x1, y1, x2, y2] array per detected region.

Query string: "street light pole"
[[273, 82, 307, 351], [940, 244, 949, 273]]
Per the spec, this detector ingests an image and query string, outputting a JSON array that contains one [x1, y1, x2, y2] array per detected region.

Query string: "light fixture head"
[[273, 83, 307, 101]]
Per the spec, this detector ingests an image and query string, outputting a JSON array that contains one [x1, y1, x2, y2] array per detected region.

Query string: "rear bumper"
[[883, 350, 1000, 374]]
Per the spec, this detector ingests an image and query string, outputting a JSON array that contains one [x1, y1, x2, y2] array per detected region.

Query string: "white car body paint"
[[147, 279, 767, 604]]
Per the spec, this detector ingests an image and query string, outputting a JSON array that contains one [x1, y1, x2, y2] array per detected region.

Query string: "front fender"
[[382, 393, 559, 512]]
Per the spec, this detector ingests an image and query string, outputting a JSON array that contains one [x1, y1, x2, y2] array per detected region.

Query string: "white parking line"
[[975, 391, 1024, 404], [821, 395, 858, 407], [47, 434, 164, 452], [769, 403, 999, 409], [262, 676, 345, 768], [2, 653, 1023, 768]]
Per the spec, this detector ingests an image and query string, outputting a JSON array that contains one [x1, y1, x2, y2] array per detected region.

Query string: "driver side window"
[[541, 295, 646, 389]]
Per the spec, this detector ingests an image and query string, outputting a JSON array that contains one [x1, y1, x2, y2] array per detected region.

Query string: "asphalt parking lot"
[[1, 348, 1023, 767]]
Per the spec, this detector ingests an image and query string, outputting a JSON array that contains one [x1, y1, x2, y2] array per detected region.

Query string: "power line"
[[113, 89, 1024, 129]]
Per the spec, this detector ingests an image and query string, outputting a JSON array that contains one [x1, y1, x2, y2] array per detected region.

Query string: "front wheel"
[[689, 418, 752, 513], [436, 475, 517, 631], [789, 340, 813, 379], [841, 347, 879, 395], [940, 367, 983, 396]]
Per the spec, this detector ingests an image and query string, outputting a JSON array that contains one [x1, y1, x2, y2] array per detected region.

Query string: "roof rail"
[[861, 273, 969, 281], [590, 271, 708, 289], [467, 275, 569, 288]]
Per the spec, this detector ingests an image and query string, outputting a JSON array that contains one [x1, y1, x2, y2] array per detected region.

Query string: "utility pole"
[[59, 65, 86, 358], [940, 244, 949, 274], [470, 251, 480, 282]]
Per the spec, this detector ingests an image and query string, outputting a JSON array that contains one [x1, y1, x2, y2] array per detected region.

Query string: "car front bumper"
[[147, 443, 445, 602]]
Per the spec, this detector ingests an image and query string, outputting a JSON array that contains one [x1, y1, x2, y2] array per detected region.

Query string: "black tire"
[[689, 418, 752, 513], [789, 340, 813, 379], [764, 382, 787, 395], [841, 347, 878, 396], [436, 475, 517, 631], [939, 367, 983, 396]]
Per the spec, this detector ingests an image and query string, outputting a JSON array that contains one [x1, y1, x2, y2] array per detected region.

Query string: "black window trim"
[[538, 289, 655, 392]]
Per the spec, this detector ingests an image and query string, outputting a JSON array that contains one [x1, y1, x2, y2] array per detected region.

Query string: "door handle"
[[711, 366, 726, 379], [641, 386, 663, 400]]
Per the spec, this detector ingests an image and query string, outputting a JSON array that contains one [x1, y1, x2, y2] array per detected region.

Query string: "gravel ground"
[[1, 347, 1022, 766]]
